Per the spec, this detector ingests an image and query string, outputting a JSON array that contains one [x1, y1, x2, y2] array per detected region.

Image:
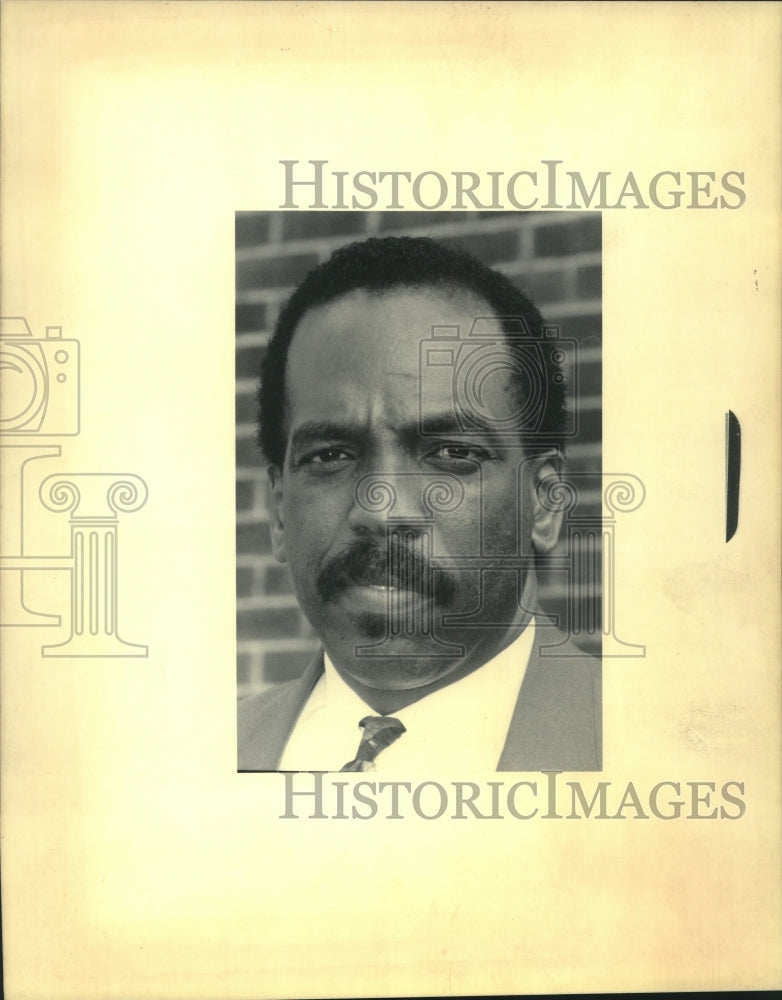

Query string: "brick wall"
[[236, 211, 602, 698]]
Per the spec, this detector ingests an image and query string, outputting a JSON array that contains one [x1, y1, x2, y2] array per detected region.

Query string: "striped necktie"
[[340, 716, 406, 772]]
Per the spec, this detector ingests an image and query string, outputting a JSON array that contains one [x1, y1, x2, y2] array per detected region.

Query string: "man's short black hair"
[[258, 235, 567, 466]]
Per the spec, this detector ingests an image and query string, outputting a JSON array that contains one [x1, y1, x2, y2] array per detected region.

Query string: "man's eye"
[[428, 444, 491, 467], [438, 445, 475, 460], [303, 447, 354, 466]]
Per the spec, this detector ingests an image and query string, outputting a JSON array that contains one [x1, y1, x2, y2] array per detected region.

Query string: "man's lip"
[[339, 583, 434, 612], [344, 576, 424, 591]]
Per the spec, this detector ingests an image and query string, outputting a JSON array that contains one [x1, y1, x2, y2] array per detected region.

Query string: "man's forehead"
[[289, 284, 500, 352], [281, 284, 528, 444]]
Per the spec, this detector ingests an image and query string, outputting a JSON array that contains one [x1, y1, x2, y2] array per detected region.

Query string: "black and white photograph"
[[236, 211, 604, 772]]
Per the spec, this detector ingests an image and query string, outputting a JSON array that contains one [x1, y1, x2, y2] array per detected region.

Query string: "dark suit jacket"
[[238, 627, 601, 772]]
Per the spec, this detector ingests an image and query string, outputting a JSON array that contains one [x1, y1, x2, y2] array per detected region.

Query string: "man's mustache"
[[316, 536, 458, 605]]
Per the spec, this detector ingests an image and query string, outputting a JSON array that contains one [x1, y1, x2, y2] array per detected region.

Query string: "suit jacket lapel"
[[238, 650, 324, 770], [497, 627, 601, 772]]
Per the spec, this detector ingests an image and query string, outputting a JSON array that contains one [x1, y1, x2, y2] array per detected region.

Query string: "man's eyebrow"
[[413, 410, 508, 444], [415, 412, 469, 436], [289, 420, 363, 451]]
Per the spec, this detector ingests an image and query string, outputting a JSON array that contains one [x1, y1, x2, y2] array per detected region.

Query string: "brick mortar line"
[[236, 377, 259, 393], [500, 251, 602, 273], [235, 332, 269, 348], [236, 424, 259, 440], [237, 553, 279, 567], [236, 467, 267, 479], [238, 595, 301, 611], [540, 299, 601, 318], [237, 511, 269, 526], [238, 639, 320, 653], [236, 213, 601, 259]]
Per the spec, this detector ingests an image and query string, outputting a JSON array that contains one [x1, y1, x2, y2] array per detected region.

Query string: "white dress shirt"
[[279, 620, 536, 773]]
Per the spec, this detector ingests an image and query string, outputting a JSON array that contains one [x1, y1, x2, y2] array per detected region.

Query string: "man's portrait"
[[236, 212, 602, 772]]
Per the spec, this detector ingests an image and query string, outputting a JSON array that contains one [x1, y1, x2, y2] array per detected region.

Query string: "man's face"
[[267, 286, 562, 693]]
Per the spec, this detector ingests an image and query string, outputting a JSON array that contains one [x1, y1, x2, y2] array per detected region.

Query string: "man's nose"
[[347, 472, 433, 535]]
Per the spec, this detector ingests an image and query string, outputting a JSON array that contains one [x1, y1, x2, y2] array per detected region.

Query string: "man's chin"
[[329, 611, 469, 687], [350, 609, 389, 640]]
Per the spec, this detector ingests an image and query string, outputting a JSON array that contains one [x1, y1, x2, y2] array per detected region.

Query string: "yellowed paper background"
[[2, 2, 780, 996]]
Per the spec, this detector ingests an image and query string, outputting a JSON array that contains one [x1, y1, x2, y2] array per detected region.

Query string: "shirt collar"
[[319, 620, 537, 772]]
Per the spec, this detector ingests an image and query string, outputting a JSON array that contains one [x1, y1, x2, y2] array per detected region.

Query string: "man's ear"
[[530, 451, 566, 555], [266, 465, 287, 564]]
